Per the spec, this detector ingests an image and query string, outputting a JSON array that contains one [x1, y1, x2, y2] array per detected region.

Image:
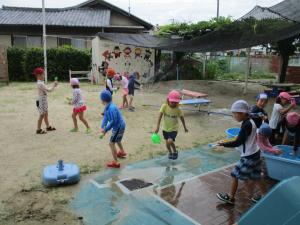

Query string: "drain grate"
[[120, 178, 153, 191]]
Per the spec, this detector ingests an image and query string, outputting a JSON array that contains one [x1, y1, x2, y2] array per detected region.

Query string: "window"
[[27, 36, 42, 47], [13, 36, 26, 48], [58, 37, 71, 46], [71, 38, 86, 49]]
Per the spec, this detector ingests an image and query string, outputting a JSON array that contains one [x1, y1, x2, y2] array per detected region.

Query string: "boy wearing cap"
[[128, 72, 141, 111], [99, 90, 127, 168], [216, 100, 266, 204], [106, 68, 118, 95], [250, 93, 269, 128], [33, 67, 58, 134], [282, 112, 300, 155]]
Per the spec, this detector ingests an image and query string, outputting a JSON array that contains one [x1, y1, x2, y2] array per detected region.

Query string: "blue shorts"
[[163, 131, 178, 141], [231, 151, 261, 181], [110, 127, 125, 143]]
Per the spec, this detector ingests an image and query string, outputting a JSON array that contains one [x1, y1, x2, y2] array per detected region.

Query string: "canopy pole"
[[42, 0, 48, 83], [244, 48, 251, 94], [203, 53, 206, 79]]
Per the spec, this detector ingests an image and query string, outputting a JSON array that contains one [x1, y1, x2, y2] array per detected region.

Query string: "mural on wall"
[[98, 40, 155, 82], [113, 46, 121, 59], [135, 48, 142, 59]]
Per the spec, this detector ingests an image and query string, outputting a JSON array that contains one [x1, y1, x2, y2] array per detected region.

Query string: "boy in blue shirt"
[[100, 90, 127, 168]]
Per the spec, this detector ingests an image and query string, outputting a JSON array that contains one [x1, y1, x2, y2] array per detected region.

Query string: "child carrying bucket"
[[154, 90, 188, 160], [69, 78, 91, 133], [114, 74, 129, 109], [34, 67, 58, 134], [216, 100, 266, 204], [99, 90, 127, 168]]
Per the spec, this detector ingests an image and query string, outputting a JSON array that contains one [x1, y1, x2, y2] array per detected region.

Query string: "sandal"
[[46, 126, 56, 131], [217, 193, 235, 205], [36, 129, 47, 134]]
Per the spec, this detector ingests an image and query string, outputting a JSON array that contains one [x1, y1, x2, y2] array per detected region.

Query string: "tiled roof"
[[0, 7, 111, 27]]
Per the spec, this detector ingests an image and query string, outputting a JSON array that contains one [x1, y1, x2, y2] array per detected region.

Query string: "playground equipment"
[[263, 145, 300, 180], [69, 70, 93, 84], [42, 160, 80, 186]]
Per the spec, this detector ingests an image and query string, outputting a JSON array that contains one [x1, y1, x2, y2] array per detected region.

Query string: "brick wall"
[[270, 56, 300, 83]]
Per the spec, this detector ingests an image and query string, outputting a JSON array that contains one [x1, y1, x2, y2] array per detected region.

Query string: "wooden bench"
[[180, 89, 208, 99]]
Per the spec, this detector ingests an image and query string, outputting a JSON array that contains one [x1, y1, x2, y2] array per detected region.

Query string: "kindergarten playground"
[[1, 79, 299, 225]]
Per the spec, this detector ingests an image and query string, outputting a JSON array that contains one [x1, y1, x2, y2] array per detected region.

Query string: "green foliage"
[[7, 46, 91, 81], [206, 61, 218, 79], [216, 72, 276, 80], [157, 17, 233, 39], [7, 48, 26, 81]]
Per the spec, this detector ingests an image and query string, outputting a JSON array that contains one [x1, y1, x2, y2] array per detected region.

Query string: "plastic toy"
[[42, 160, 80, 186], [151, 133, 161, 144]]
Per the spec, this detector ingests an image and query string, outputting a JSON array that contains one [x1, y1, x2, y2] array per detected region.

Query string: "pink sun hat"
[[168, 90, 181, 103], [286, 112, 300, 126], [70, 78, 79, 86], [279, 92, 291, 101]]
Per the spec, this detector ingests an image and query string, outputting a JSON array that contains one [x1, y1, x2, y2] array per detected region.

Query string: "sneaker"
[[217, 193, 235, 205], [172, 152, 178, 160], [168, 153, 173, 159], [106, 161, 120, 168], [70, 128, 79, 132], [251, 195, 262, 204], [129, 107, 135, 112], [85, 128, 92, 134], [117, 151, 127, 158]]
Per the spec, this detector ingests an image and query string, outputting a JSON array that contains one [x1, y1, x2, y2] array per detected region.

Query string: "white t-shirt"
[[72, 88, 84, 108], [120, 76, 129, 89], [269, 103, 283, 129]]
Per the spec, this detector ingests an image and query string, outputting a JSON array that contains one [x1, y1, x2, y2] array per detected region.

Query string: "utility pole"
[[42, 0, 48, 82], [128, 0, 131, 14], [217, 0, 220, 18]]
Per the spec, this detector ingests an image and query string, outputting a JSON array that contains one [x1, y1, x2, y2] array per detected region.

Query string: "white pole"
[[42, 0, 48, 83], [217, 0, 220, 18], [244, 47, 251, 94]]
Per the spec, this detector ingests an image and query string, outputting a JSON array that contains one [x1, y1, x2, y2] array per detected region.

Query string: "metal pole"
[[42, 0, 48, 83], [176, 64, 179, 81], [217, 0, 220, 18], [244, 48, 251, 94], [203, 53, 206, 79]]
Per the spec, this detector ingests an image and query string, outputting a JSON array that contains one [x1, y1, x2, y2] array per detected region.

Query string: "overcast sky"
[[0, 0, 283, 25]]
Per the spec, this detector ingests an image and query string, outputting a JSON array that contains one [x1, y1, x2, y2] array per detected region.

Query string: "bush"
[[205, 61, 218, 79], [7, 46, 91, 81], [7, 48, 26, 81]]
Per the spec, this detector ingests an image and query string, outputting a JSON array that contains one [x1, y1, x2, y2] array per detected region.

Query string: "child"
[[257, 123, 282, 155], [269, 92, 296, 144], [69, 78, 91, 133], [154, 90, 188, 160], [34, 67, 58, 134], [250, 93, 269, 128], [105, 68, 118, 95], [216, 100, 266, 204], [128, 72, 141, 111], [282, 112, 300, 156], [99, 90, 127, 168], [114, 74, 129, 109]]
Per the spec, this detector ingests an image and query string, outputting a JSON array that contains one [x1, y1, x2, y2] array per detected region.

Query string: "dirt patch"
[[0, 80, 298, 224]]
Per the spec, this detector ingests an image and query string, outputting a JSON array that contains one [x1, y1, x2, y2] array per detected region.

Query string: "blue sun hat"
[[256, 93, 268, 100], [100, 90, 112, 102], [258, 123, 272, 137]]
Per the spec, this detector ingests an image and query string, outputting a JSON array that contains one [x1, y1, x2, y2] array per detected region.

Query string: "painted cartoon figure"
[[102, 50, 113, 61], [113, 46, 121, 59], [144, 49, 152, 61], [135, 48, 142, 59], [123, 47, 132, 58]]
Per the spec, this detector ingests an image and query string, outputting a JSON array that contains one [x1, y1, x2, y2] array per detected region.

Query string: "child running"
[[282, 112, 300, 156], [69, 78, 91, 133], [34, 67, 58, 134], [250, 93, 269, 128], [99, 90, 127, 168], [269, 92, 296, 144], [105, 68, 118, 95], [216, 100, 266, 204], [155, 90, 188, 160], [128, 72, 141, 111], [114, 73, 129, 109]]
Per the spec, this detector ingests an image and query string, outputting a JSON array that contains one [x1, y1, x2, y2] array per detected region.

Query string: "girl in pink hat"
[[114, 74, 129, 109], [154, 90, 188, 160], [69, 78, 91, 133], [282, 112, 300, 155], [269, 92, 296, 144]]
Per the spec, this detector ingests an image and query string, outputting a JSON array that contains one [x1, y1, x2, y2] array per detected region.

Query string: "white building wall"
[[92, 37, 101, 84]]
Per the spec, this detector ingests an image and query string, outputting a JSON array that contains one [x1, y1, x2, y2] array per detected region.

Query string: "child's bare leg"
[[72, 112, 78, 129], [117, 142, 125, 153], [244, 180, 255, 198], [109, 142, 118, 162], [229, 177, 239, 199], [78, 112, 89, 128], [166, 139, 173, 154], [169, 139, 177, 153], [129, 96, 133, 107], [254, 178, 266, 196], [44, 111, 50, 127], [123, 95, 128, 107], [37, 114, 44, 130]]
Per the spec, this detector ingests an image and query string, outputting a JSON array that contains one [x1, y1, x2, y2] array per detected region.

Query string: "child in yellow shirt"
[[155, 90, 188, 160]]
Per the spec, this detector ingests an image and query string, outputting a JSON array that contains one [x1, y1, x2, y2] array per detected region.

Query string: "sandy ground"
[[0, 80, 298, 225]]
